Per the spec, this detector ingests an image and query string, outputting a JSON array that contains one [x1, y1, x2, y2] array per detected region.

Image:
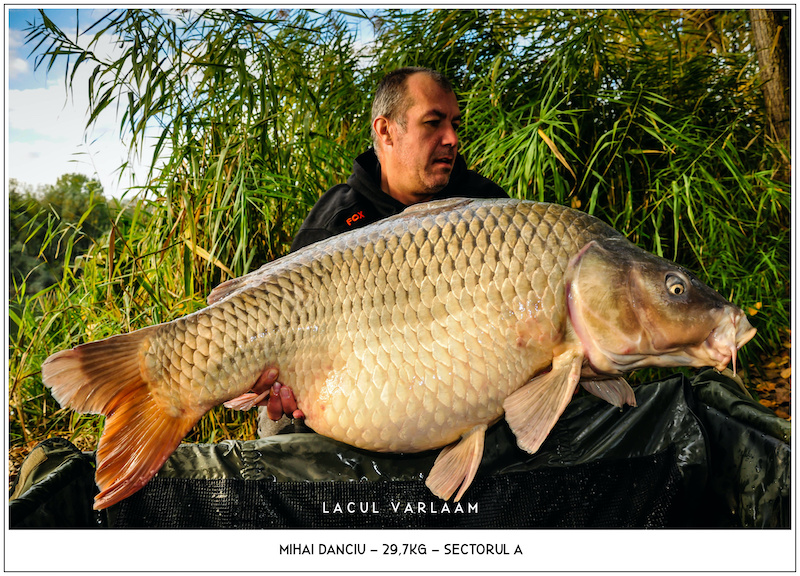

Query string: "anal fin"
[[580, 376, 637, 408], [425, 424, 487, 502], [503, 349, 583, 454]]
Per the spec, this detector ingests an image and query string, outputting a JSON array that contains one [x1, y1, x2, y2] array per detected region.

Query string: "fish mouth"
[[649, 306, 758, 374], [697, 308, 757, 374], [573, 304, 757, 375]]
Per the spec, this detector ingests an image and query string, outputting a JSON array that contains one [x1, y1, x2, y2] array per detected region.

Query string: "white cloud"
[[8, 82, 151, 197], [7, 27, 40, 81], [10, 83, 85, 134], [8, 26, 25, 49], [7, 29, 158, 197], [8, 56, 29, 78]]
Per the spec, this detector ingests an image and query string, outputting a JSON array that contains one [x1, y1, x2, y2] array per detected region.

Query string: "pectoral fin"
[[580, 376, 637, 408], [223, 389, 271, 411], [503, 349, 583, 454], [426, 424, 487, 502]]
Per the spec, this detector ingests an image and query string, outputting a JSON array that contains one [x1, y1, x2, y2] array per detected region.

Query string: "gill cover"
[[565, 238, 745, 374]]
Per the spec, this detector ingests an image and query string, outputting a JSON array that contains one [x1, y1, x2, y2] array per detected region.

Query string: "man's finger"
[[279, 386, 299, 413], [266, 384, 283, 420], [253, 367, 279, 394], [280, 386, 305, 419]]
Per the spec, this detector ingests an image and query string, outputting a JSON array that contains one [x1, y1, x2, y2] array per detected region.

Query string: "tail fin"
[[41, 327, 202, 510]]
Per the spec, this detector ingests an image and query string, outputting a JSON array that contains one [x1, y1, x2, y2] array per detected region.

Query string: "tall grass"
[[373, 8, 789, 353], [9, 8, 790, 456]]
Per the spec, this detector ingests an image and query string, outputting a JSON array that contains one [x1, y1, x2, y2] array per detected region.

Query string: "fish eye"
[[666, 273, 687, 296]]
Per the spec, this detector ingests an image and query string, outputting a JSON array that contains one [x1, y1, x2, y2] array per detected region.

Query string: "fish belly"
[[294, 327, 556, 453]]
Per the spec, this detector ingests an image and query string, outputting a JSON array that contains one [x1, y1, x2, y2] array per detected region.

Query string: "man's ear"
[[373, 116, 393, 147]]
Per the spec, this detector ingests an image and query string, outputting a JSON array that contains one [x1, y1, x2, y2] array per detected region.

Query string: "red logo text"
[[346, 211, 365, 226]]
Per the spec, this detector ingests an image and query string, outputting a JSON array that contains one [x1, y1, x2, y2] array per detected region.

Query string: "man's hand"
[[252, 368, 304, 420]]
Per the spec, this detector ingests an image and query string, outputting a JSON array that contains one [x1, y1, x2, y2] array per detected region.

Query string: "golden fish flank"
[[41, 198, 756, 510]]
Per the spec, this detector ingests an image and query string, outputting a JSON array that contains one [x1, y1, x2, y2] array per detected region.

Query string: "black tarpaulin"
[[9, 371, 791, 528]]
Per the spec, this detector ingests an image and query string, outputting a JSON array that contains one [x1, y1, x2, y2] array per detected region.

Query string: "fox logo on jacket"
[[346, 211, 365, 226]]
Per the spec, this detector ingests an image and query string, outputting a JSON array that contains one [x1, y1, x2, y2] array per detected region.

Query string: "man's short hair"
[[370, 67, 454, 149]]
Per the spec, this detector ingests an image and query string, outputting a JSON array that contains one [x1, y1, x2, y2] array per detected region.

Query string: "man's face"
[[379, 73, 461, 204]]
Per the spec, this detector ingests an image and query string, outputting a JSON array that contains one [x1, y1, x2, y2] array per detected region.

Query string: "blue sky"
[[6, 7, 378, 198], [8, 8, 158, 197], [8, 9, 63, 90]]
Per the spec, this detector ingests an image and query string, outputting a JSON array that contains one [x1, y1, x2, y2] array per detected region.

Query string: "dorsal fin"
[[206, 260, 274, 305], [400, 197, 474, 216], [208, 199, 476, 305], [207, 277, 243, 305]]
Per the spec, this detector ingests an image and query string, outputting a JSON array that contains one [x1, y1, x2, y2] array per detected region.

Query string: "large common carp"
[[42, 198, 756, 510]]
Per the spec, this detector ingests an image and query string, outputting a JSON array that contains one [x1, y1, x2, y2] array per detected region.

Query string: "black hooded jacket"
[[290, 148, 507, 252]]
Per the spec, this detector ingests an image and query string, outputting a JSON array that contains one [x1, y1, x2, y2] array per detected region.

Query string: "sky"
[[6, 7, 378, 199], [7, 8, 161, 198]]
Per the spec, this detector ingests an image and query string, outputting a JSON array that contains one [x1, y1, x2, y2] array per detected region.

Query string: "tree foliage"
[[10, 8, 790, 452], [9, 174, 111, 299]]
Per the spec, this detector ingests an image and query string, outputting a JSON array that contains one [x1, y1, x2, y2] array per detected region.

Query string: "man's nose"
[[441, 122, 458, 148]]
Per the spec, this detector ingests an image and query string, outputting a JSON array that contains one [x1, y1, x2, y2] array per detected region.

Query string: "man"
[[255, 67, 507, 436], [290, 67, 505, 251]]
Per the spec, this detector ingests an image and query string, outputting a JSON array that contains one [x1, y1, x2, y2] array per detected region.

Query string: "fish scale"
[[41, 198, 756, 509], [274, 201, 594, 452]]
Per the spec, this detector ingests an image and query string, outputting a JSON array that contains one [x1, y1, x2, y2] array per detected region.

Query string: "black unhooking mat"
[[9, 370, 791, 528]]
